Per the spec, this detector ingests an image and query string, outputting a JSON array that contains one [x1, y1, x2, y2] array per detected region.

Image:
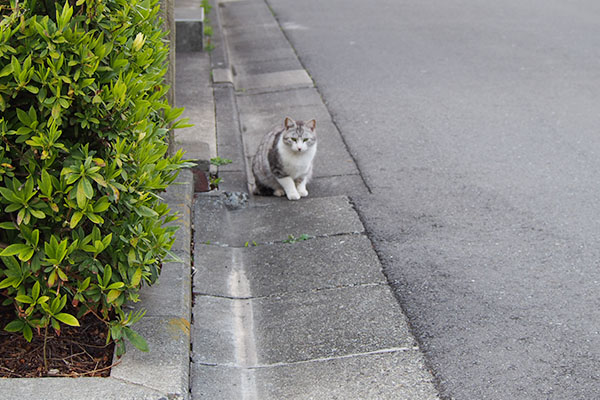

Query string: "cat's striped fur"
[[252, 117, 317, 200]]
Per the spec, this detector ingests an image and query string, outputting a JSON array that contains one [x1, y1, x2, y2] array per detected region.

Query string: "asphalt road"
[[266, 0, 600, 398]]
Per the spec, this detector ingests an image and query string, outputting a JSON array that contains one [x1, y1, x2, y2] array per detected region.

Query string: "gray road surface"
[[267, 0, 600, 398]]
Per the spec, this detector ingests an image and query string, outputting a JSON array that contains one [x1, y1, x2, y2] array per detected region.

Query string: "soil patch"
[[0, 305, 115, 378]]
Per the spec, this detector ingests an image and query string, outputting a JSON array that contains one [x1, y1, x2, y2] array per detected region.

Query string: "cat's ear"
[[284, 117, 296, 130], [306, 119, 316, 131]]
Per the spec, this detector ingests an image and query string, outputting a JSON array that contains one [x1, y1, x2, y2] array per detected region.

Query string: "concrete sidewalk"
[[0, 0, 440, 398], [189, 0, 440, 398]]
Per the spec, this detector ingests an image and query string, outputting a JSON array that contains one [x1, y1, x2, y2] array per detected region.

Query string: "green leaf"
[[82, 177, 93, 199], [23, 324, 33, 342], [15, 295, 33, 304], [4, 320, 24, 332], [0, 187, 19, 203], [136, 205, 158, 217], [16, 108, 31, 126], [1, 254, 20, 272], [93, 196, 110, 213], [70, 211, 83, 229], [76, 179, 87, 208], [0, 277, 17, 289], [40, 169, 53, 197], [103, 265, 112, 287], [48, 270, 57, 288], [29, 208, 45, 219], [107, 282, 124, 290], [57, 268, 68, 282], [0, 222, 17, 230], [32, 281, 40, 301], [87, 213, 103, 224], [54, 313, 80, 327], [106, 289, 121, 303], [0, 63, 13, 78], [0, 243, 31, 257], [131, 267, 142, 287], [123, 327, 149, 352], [51, 318, 60, 331], [31, 229, 40, 248]]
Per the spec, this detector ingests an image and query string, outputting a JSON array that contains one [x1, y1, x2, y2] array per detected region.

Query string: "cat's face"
[[281, 117, 317, 153]]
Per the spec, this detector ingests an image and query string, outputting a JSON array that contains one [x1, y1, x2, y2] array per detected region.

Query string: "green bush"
[[0, 0, 191, 357]]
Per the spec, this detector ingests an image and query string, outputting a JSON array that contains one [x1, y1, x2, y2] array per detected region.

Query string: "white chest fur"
[[278, 140, 317, 179]]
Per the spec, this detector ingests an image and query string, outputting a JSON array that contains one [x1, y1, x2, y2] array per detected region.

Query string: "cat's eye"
[[291, 138, 297, 142], [303, 138, 308, 142]]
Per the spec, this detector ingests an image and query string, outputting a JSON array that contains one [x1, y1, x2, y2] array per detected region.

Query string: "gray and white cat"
[[252, 117, 317, 200]]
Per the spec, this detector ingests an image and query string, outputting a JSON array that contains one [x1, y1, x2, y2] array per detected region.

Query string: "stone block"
[[252, 285, 415, 364], [194, 195, 364, 246], [175, 8, 204, 52], [193, 235, 385, 298], [110, 316, 191, 398]]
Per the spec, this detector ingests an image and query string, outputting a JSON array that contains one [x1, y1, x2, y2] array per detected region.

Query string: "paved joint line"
[[195, 231, 366, 249], [192, 347, 420, 370], [235, 83, 314, 96], [110, 375, 170, 395], [248, 346, 420, 369], [313, 173, 363, 179], [192, 281, 389, 301]]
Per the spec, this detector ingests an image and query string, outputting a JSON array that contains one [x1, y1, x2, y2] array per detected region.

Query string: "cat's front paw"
[[286, 191, 301, 201], [298, 188, 308, 197], [274, 189, 285, 197]]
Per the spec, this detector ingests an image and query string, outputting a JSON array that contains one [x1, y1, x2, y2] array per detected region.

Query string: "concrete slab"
[[235, 69, 313, 92], [308, 174, 370, 198], [190, 364, 245, 400], [175, 51, 216, 167], [191, 350, 439, 400], [193, 235, 385, 298], [175, 8, 204, 52], [232, 56, 304, 76], [251, 351, 439, 400], [166, 206, 192, 255], [163, 168, 195, 207], [217, 170, 249, 193], [135, 258, 192, 318], [191, 285, 416, 366], [214, 85, 245, 173], [192, 295, 242, 365], [219, 0, 278, 30], [0, 377, 166, 400], [194, 195, 364, 246], [212, 68, 233, 84], [253, 285, 415, 364], [110, 316, 191, 398]]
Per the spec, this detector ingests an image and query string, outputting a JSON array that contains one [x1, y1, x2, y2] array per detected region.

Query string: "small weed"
[[210, 157, 233, 167], [244, 240, 259, 247], [201, 0, 214, 50], [201, 0, 212, 14], [209, 176, 222, 189], [208, 157, 233, 189], [283, 234, 313, 244]]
